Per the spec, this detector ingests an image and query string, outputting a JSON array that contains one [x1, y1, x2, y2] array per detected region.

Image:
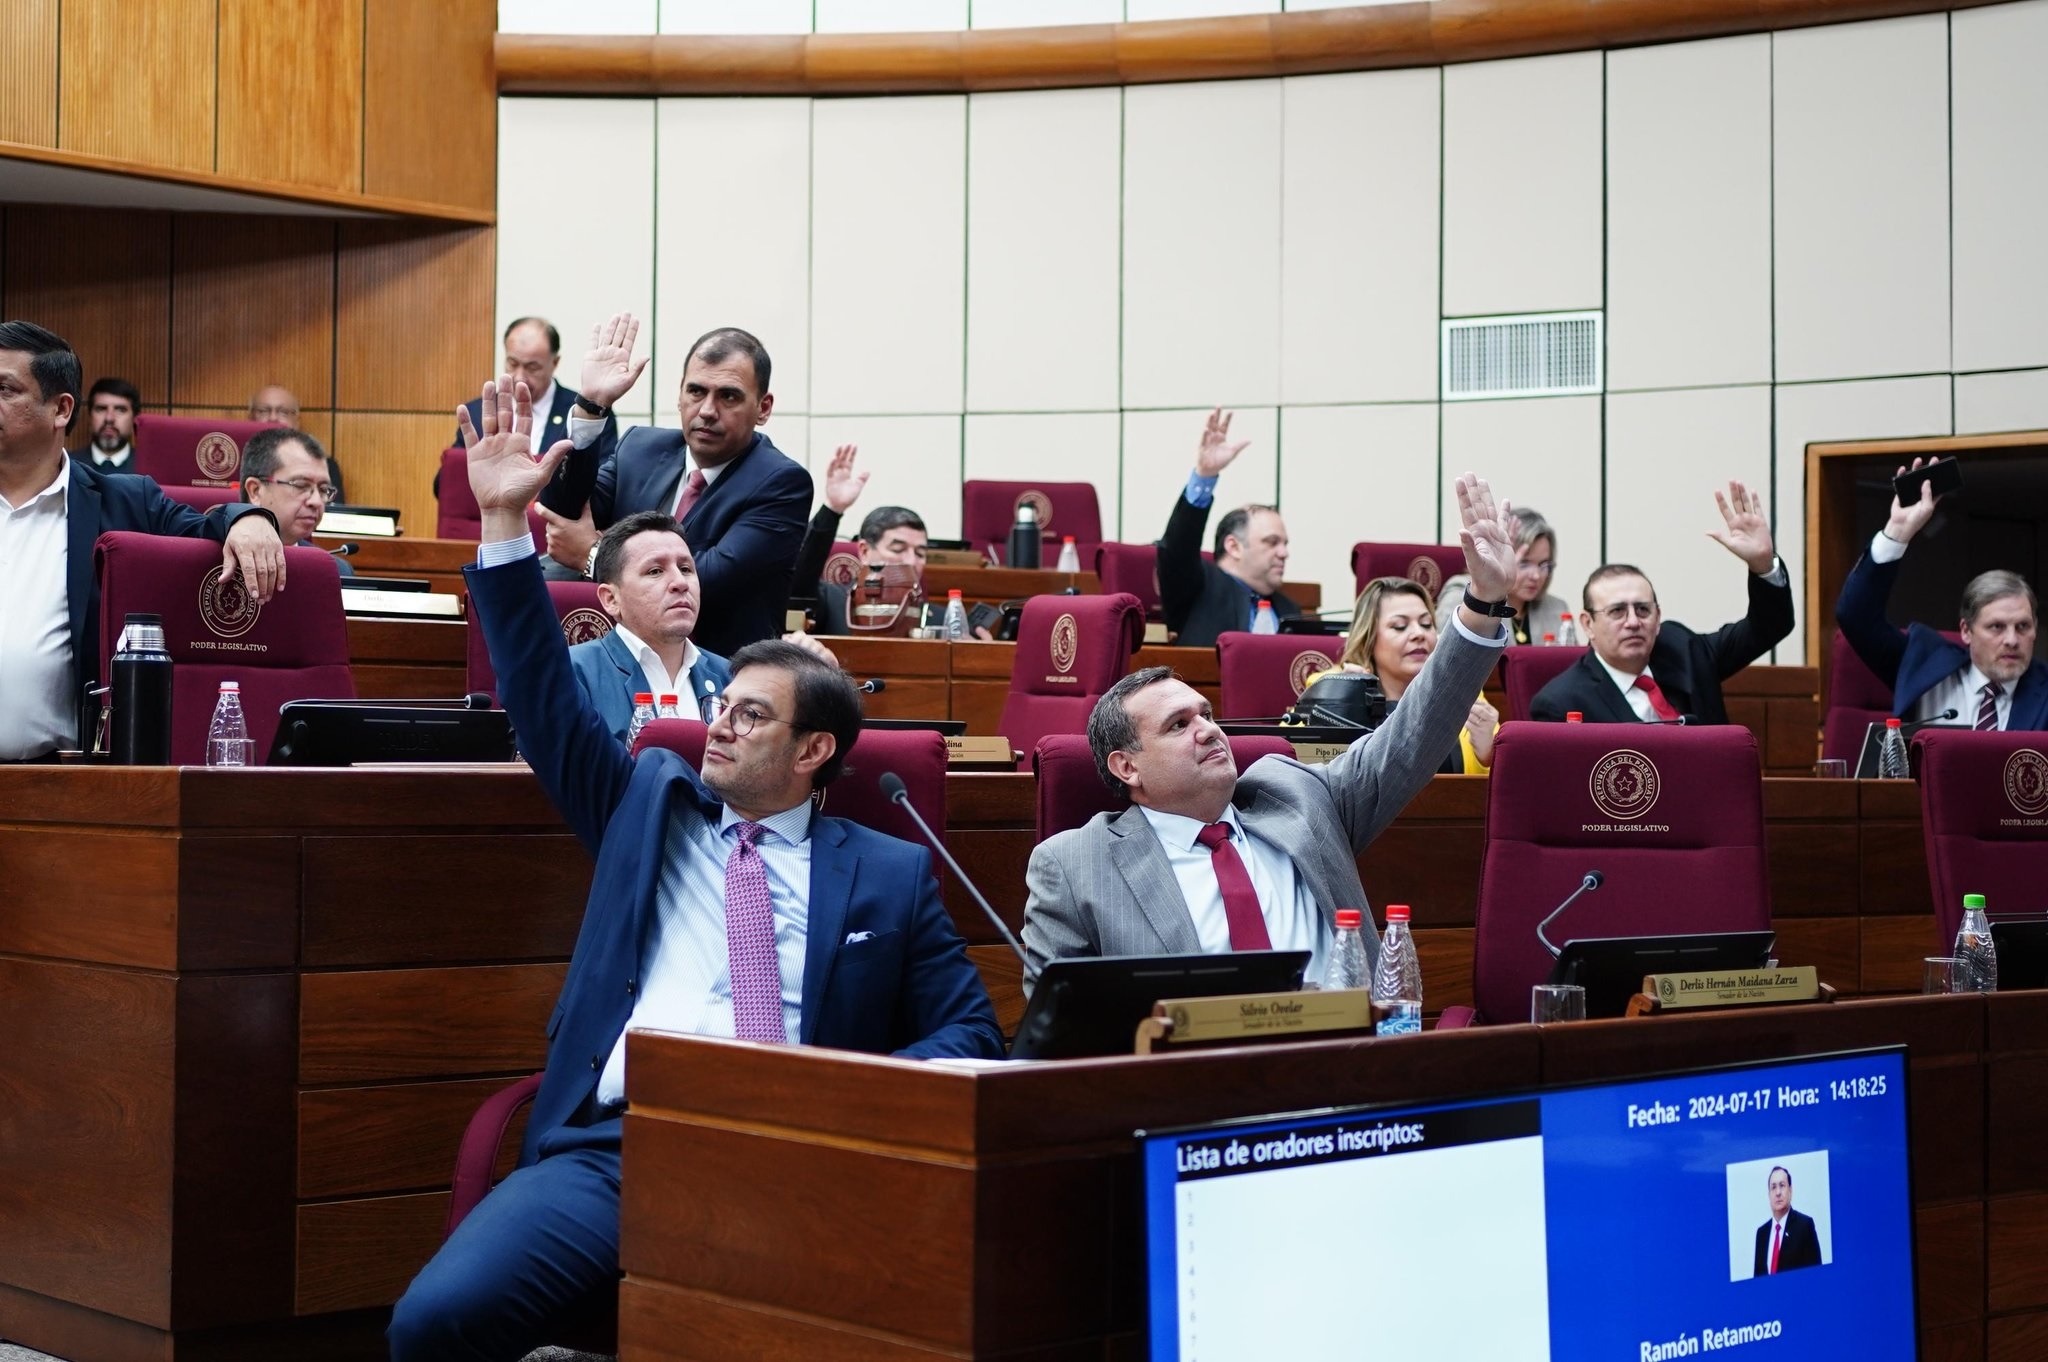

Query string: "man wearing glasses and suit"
[[240, 427, 353, 575], [1529, 483, 1793, 725]]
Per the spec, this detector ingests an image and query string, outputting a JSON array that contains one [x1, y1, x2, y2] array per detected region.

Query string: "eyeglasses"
[[706, 697, 808, 737], [1516, 559, 1555, 576], [249, 406, 299, 422], [1594, 601, 1659, 623], [257, 476, 337, 501]]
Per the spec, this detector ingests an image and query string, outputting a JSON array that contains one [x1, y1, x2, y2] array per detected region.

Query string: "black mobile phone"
[[966, 601, 1002, 637], [1892, 457, 1963, 505]]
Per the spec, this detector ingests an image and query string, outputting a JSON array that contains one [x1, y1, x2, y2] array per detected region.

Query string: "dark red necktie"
[[1195, 822, 1272, 950], [1633, 673, 1681, 722], [1977, 681, 2003, 731], [672, 468, 708, 522]]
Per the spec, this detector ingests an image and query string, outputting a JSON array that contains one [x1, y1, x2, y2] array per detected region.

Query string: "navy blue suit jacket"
[[581, 427, 811, 657], [1836, 550, 2048, 729], [465, 552, 1003, 1161], [568, 627, 732, 745], [444, 385, 613, 514]]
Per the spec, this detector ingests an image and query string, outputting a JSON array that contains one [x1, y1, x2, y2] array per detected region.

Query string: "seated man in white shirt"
[[1836, 456, 2045, 731], [569, 509, 732, 743]]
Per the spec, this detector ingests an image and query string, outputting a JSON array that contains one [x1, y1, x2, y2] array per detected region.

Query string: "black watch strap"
[[1463, 589, 1518, 619], [575, 397, 610, 419]]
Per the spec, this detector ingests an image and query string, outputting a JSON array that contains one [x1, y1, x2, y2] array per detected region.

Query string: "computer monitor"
[[1992, 920, 2048, 990], [1141, 1046, 1916, 1360], [1548, 930, 1777, 1018], [1010, 951, 1310, 1060]]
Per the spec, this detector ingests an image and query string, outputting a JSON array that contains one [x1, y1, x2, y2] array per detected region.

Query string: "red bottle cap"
[[1334, 909, 1362, 929], [634, 692, 654, 704], [1566, 711, 1584, 723], [1385, 904, 1411, 923]]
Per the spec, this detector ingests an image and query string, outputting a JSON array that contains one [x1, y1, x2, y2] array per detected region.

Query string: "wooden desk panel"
[[346, 616, 467, 699]]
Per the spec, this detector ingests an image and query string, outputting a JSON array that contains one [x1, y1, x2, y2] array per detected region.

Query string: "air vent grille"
[[1441, 311, 1603, 401]]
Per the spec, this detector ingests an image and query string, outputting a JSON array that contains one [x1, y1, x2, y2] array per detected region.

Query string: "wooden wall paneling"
[[3, 206, 172, 445], [1864, 914, 1944, 995], [0, 0, 58, 147], [170, 216, 339, 408], [216, 0, 365, 194], [336, 221, 494, 409], [298, 1076, 528, 1199], [56, 0, 217, 173], [1770, 916, 1861, 995], [362, 0, 495, 212], [295, 1191, 450, 1315], [329, 411, 466, 546], [299, 962, 565, 1083]]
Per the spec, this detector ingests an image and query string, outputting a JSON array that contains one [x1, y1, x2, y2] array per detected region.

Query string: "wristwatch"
[[575, 396, 610, 419], [584, 544, 601, 579], [1462, 589, 1518, 619]]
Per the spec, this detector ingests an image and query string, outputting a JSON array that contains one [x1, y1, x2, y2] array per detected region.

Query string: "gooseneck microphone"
[[328, 542, 360, 557], [1537, 870, 1605, 959], [879, 771, 1026, 963], [858, 677, 887, 694], [1903, 708, 1959, 732]]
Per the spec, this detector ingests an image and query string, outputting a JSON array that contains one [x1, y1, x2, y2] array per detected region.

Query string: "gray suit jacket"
[[1021, 616, 1505, 990]]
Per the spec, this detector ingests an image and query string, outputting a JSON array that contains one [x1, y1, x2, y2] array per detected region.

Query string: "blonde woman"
[[1306, 576, 1498, 772]]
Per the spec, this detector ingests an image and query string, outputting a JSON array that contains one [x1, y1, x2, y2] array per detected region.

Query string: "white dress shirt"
[[1592, 559, 1790, 720], [0, 459, 77, 759], [1867, 531, 2008, 728], [610, 621, 711, 716], [90, 444, 133, 470], [1140, 802, 1331, 982]]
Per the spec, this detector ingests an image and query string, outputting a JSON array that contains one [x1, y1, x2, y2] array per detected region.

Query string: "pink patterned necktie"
[[724, 822, 785, 1042], [673, 468, 708, 522]]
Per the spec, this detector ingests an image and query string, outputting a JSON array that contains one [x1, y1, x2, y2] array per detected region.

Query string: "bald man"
[[248, 383, 347, 504]]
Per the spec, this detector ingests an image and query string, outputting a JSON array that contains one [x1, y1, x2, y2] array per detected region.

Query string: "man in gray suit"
[[1021, 473, 1520, 990]]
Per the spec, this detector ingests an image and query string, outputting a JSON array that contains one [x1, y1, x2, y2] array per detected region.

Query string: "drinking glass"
[[206, 738, 256, 767], [1531, 983, 1587, 1023], [1812, 759, 1849, 779], [1923, 956, 1960, 995]]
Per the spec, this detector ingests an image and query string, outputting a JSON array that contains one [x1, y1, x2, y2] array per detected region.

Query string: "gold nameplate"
[[945, 735, 1016, 769], [1640, 966, 1820, 1011], [1135, 988, 1374, 1053], [926, 548, 986, 569], [1287, 740, 1349, 764]]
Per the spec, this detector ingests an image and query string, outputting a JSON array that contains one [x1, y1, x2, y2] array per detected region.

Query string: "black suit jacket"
[[441, 385, 613, 513], [69, 447, 138, 475], [1754, 1207, 1822, 1275], [583, 427, 811, 656], [1836, 549, 2048, 729], [1529, 570, 1795, 724], [1157, 490, 1302, 648]]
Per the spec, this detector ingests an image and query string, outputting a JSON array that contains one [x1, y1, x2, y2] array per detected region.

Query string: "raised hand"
[[1194, 408, 1250, 478], [458, 374, 569, 517], [1453, 472, 1516, 605], [579, 312, 650, 411], [822, 444, 868, 515], [1707, 481, 1777, 574], [1884, 458, 1943, 546]]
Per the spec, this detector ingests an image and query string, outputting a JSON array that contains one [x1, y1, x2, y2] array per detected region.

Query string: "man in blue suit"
[[570, 509, 732, 742], [388, 375, 1003, 1362], [534, 313, 812, 657], [0, 321, 284, 761], [1837, 456, 2045, 731]]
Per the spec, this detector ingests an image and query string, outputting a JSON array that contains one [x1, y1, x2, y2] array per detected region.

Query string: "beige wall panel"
[[218, 0, 365, 194], [1281, 69, 1440, 406], [365, 0, 495, 212], [655, 98, 812, 416], [337, 223, 496, 412], [171, 217, 339, 410], [1122, 80, 1282, 409], [331, 412, 462, 536], [804, 416, 959, 538], [1772, 376, 1952, 663], [1442, 52, 1602, 318], [811, 96, 967, 416], [501, 0, 656, 32], [1604, 386, 1773, 634], [1128, 0, 1277, 16], [1279, 403, 1440, 607], [1952, 0, 2048, 373], [972, 0, 1121, 26], [1439, 397, 1601, 595], [58, 0, 216, 173], [816, 0, 967, 32], [966, 88, 1122, 414], [660, 0, 809, 32], [497, 98, 657, 420], [4, 207, 172, 434], [1119, 408, 1277, 543], [1606, 35, 1771, 392], [1955, 369, 2048, 436], [1772, 16, 1949, 383], [963, 413, 1123, 548], [0, 0, 58, 147]]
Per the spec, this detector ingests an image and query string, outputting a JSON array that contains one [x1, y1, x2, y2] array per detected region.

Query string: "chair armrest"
[[444, 1072, 544, 1239], [1434, 1005, 1477, 1030]]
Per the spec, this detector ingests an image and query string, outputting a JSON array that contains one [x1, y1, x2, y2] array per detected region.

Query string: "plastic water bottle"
[[1252, 599, 1279, 635], [1007, 503, 1042, 570], [1877, 716, 1910, 779], [1566, 711, 1584, 724], [1542, 632, 1557, 646], [1558, 612, 1581, 647], [1326, 909, 1370, 991], [1055, 536, 1081, 573], [1372, 904, 1423, 1035], [657, 693, 681, 720], [943, 589, 969, 641], [204, 681, 250, 766], [1953, 893, 1998, 993], [626, 692, 656, 746]]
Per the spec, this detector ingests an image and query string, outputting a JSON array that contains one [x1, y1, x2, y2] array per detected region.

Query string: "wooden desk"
[[0, 767, 590, 1362], [347, 616, 468, 698], [313, 534, 474, 597], [619, 993, 2019, 1360]]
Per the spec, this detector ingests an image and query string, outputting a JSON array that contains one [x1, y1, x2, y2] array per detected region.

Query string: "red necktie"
[[1633, 673, 1681, 722], [673, 468, 708, 522], [1977, 681, 2004, 731], [1770, 1223, 1782, 1274], [1195, 822, 1272, 951]]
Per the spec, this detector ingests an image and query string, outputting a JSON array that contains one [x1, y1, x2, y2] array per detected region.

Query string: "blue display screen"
[[1141, 1048, 1914, 1362]]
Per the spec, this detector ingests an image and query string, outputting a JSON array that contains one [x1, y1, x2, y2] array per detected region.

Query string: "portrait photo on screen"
[[1726, 1150, 1833, 1282]]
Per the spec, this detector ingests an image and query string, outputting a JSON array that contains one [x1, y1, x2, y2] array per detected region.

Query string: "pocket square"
[[844, 930, 876, 944]]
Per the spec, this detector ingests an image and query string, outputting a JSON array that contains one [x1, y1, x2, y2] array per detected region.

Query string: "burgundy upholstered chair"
[[1093, 542, 1164, 619], [1915, 729, 2048, 946], [158, 484, 244, 513], [820, 540, 865, 587], [438, 446, 545, 548], [1032, 731, 1300, 841], [93, 532, 352, 764], [962, 479, 1102, 566], [1215, 633, 1343, 721], [996, 593, 1144, 762], [464, 581, 613, 701], [131, 413, 278, 488], [1456, 723, 1771, 1026], [1350, 542, 1465, 600], [1822, 628, 1960, 764], [1499, 644, 1587, 721]]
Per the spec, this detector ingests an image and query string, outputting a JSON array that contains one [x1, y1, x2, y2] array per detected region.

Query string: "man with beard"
[[74, 376, 140, 473]]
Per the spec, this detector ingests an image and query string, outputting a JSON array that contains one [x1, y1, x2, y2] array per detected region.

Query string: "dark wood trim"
[[496, 0, 2006, 98]]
